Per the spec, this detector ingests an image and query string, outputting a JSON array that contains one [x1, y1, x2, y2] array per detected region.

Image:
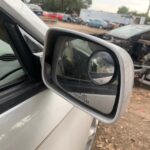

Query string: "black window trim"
[[18, 26, 44, 53], [0, 10, 46, 114], [0, 81, 46, 114], [5, 22, 42, 81]]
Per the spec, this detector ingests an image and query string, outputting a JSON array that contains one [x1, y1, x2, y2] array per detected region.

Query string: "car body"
[[102, 25, 150, 85], [62, 15, 77, 23], [27, 3, 43, 16], [43, 11, 64, 21], [0, 0, 94, 149], [62, 14, 70, 22], [87, 19, 108, 28], [103, 21, 118, 30], [73, 17, 85, 24]]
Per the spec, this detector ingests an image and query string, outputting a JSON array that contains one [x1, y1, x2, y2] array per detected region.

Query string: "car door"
[[0, 2, 93, 150]]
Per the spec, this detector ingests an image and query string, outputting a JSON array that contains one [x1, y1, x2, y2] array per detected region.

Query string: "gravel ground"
[[44, 20, 107, 35], [92, 83, 150, 150]]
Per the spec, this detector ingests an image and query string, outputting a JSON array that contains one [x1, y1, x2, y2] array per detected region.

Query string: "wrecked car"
[[101, 25, 150, 86]]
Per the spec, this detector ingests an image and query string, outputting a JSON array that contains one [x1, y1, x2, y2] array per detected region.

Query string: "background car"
[[62, 15, 81, 24], [67, 16, 77, 23], [103, 21, 118, 29], [86, 19, 108, 28], [62, 14, 70, 22], [74, 17, 85, 24], [43, 11, 64, 21], [27, 3, 43, 16], [102, 25, 150, 85]]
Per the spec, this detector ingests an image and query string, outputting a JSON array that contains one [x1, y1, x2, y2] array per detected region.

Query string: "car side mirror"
[[42, 28, 134, 123]]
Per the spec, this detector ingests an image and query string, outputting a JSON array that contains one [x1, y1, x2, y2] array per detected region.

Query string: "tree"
[[129, 11, 137, 16], [30, 0, 46, 3], [117, 6, 129, 14], [117, 6, 150, 24], [40, 0, 92, 13]]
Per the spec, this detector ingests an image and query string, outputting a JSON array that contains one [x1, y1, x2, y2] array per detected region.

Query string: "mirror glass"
[[88, 51, 115, 85], [53, 36, 119, 114]]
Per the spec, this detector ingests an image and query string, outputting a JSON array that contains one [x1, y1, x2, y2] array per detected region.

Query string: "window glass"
[[0, 19, 25, 88]]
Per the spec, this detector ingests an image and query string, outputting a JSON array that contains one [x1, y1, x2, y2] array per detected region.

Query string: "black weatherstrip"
[[0, 81, 46, 114], [0, 11, 46, 113], [5, 22, 41, 81]]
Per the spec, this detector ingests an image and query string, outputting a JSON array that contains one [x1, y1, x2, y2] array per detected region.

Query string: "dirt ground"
[[92, 83, 150, 150], [45, 21, 150, 150], [46, 21, 107, 35]]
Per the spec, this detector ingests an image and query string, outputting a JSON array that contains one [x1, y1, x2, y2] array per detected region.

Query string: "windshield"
[[108, 25, 150, 39]]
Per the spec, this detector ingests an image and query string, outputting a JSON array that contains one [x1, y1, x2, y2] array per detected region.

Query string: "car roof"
[[107, 24, 150, 39], [0, 0, 49, 44]]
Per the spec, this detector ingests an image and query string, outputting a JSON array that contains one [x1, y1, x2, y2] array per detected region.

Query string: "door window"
[[0, 18, 26, 88]]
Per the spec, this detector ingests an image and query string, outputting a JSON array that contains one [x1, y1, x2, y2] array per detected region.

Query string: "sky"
[[90, 0, 150, 13]]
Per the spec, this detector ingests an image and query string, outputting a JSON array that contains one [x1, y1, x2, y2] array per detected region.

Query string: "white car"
[[0, 0, 134, 150]]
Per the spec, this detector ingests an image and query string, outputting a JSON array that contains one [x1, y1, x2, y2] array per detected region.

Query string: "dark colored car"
[[63, 15, 82, 24], [62, 15, 76, 23], [74, 17, 85, 24], [102, 25, 150, 85], [62, 14, 70, 22]]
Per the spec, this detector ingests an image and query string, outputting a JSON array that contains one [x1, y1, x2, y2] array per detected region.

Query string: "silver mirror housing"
[[42, 28, 134, 123]]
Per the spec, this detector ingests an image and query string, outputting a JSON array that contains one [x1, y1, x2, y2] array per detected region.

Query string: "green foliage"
[[117, 6, 150, 23], [30, 0, 92, 13], [117, 6, 129, 14], [117, 6, 147, 17], [129, 11, 146, 17]]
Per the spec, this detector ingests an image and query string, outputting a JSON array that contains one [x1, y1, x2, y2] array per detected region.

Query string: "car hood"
[[107, 25, 150, 40], [0, 0, 49, 44]]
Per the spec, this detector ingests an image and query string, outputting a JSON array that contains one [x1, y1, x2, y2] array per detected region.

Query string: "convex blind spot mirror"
[[43, 28, 134, 123], [88, 51, 115, 85]]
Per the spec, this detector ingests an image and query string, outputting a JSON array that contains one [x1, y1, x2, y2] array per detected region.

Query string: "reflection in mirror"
[[88, 51, 115, 85], [53, 36, 119, 114]]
